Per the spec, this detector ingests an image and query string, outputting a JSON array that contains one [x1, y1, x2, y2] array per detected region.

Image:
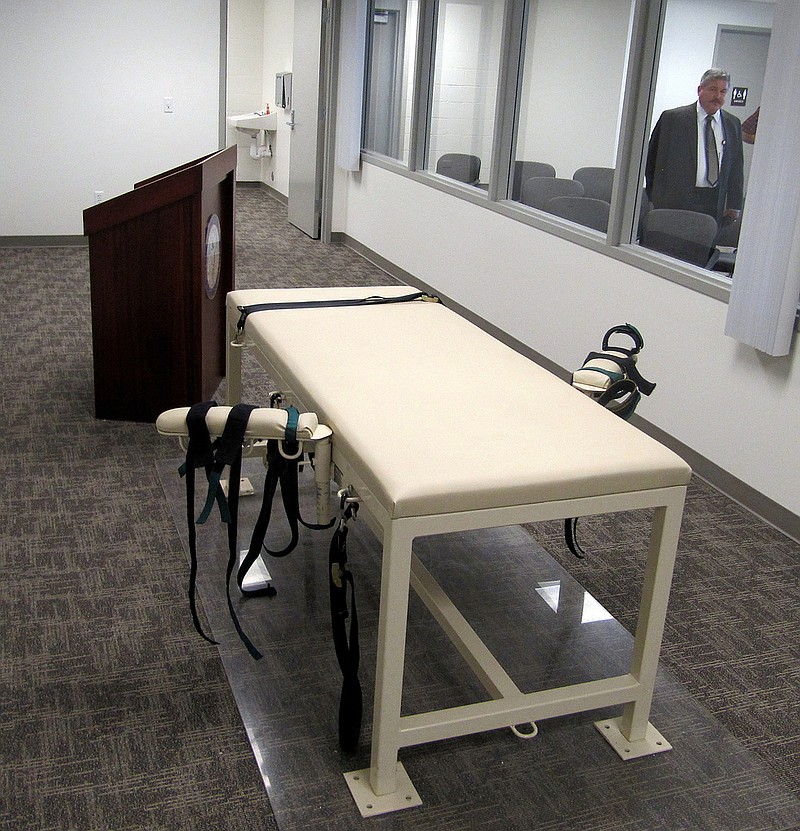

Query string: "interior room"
[[2, 0, 798, 829]]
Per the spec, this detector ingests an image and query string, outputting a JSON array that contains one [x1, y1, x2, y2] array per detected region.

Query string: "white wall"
[[262, 0, 296, 194], [227, 0, 266, 181], [341, 162, 800, 518], [226, 0, 294, 192], [430, 0, 503, 180], [0, 1, 222, 236], [518, 0, 631, 177]]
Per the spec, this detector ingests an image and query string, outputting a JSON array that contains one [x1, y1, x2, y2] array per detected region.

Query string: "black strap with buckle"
[[328, 502, 362, 753], [235, 291, 436, 340], [565, 323, 656, 558]]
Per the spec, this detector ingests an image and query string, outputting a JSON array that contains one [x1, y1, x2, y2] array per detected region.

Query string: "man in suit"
[[645, 68, 744, 226]]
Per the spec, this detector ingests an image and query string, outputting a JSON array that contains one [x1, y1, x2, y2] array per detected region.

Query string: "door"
[[365, 6, 403, 158], [714, 25, 771, 188], [288, 0, 326, 238]]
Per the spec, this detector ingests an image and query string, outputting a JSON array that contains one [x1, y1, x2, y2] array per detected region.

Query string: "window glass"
[[512, 0, 633, 234], [637, 0, 774, 271], [359, 0, 781, 298], [364, 0, 419, 163], [427, 0, 505, 190]]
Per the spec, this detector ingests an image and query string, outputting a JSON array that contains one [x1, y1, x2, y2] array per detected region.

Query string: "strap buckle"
[[231, 309, 251, 348], [337, 487, 360, 527]]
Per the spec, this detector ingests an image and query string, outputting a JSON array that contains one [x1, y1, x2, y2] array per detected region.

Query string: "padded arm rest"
[[572, 356, 625, 393], [156, 406, 324, 441]]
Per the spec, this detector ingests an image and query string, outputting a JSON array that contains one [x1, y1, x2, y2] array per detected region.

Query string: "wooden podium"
[[83, 146, 237, 422]]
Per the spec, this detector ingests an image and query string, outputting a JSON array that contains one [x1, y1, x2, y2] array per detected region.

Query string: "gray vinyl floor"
[[1, 186, 798, 831], [158, 457, 798, 831]]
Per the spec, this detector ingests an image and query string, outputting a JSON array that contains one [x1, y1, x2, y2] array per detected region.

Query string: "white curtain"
[[724, 0, 800, 356], [335, 0, 368, 171]]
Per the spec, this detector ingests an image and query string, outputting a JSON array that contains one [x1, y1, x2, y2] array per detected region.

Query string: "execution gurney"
[[223, 285, 691, 816]]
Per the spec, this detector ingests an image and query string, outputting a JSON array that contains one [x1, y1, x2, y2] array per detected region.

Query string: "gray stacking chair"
[[709, 217, 741, 274], [435, 153, 481, 186], [520, 177, 584, 211], [640, 209, 719, 267], [638, 189, 653, 241], [544, 196, 611, 232], [714, 217, 741, 248], [572, 166, 615, 202], [511, 161, 556, 200]]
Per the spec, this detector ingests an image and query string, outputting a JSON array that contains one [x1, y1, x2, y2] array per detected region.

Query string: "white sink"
[[227, 112, 278, 134]]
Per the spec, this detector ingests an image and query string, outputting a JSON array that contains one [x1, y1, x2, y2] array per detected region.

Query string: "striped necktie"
[[705, 114, 719, 186]]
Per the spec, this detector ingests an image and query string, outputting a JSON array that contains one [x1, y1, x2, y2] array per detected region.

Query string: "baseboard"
[[236, 180, 288, 205], [626, 417, 800, 544], [2, 185, 286, 247], [336, 233, 800, 544], [0, 235, 87, 247]]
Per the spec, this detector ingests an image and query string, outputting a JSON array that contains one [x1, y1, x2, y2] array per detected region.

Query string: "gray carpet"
[[1, 186, 798, 830]]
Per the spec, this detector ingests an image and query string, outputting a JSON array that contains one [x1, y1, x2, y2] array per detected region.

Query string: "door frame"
[[321, 0, 338, 243]]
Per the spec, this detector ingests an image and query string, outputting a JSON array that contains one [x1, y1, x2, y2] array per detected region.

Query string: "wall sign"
[[731, 86, 748, 107]]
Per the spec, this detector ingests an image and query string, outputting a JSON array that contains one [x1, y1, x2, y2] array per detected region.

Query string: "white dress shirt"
[[696, 103, 724, 188]]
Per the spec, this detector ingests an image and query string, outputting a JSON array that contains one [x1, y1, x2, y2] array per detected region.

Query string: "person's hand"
[[722, 209, 741, 224]]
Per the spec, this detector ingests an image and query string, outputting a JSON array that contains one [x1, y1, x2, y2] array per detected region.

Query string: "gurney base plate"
[[595, 717, 672, 759], [238, 549, 272, 592], [344, 763, 422, 816]]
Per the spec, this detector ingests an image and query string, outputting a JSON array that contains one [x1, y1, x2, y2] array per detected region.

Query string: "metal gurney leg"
[[344, 517, 423, 816], [594, 490, 685, 758]]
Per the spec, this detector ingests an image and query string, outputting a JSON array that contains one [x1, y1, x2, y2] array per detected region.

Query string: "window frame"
[[359, 0, 771, 306]]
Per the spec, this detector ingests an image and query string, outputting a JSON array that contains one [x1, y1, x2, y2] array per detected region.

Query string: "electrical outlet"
[[94, 191, 104, 204], [163, 97, 174, 113]]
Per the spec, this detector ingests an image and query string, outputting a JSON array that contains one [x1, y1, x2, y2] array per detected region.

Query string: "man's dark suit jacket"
[[645, 103, 744, 223]]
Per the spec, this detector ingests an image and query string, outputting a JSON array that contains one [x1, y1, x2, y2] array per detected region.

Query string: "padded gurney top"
[[229, 286, 691, 520]]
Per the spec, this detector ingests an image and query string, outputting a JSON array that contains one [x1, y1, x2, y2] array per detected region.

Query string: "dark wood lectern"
[[83, 145, 237, 422]]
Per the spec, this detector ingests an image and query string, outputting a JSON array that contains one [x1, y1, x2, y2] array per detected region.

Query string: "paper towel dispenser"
[[276, 73, 292, 110]]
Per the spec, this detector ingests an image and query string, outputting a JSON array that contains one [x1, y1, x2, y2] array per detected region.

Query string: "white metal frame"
[[226, 302, 686, 817]]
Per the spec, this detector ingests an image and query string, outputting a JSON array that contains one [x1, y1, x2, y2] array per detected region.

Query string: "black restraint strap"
[[236, 437, 294, 601], [236, 291, 433, 338], [581, 323, 655, 397], [328, 508, 362, 753], [180, 401, 221, 645], [217, 404, 264, 660], [601, 323, 644, 355], [180, 402, 264, 658], [237, 407, 335, 592], [179, 402, 342, 661], [565, 324, 654, 559], [195, 404, 256, 524], [564, 517, 587, 559], [177, 403, 368, 747], [564, 380, 640, 558], [597, 378, 641, 421]]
